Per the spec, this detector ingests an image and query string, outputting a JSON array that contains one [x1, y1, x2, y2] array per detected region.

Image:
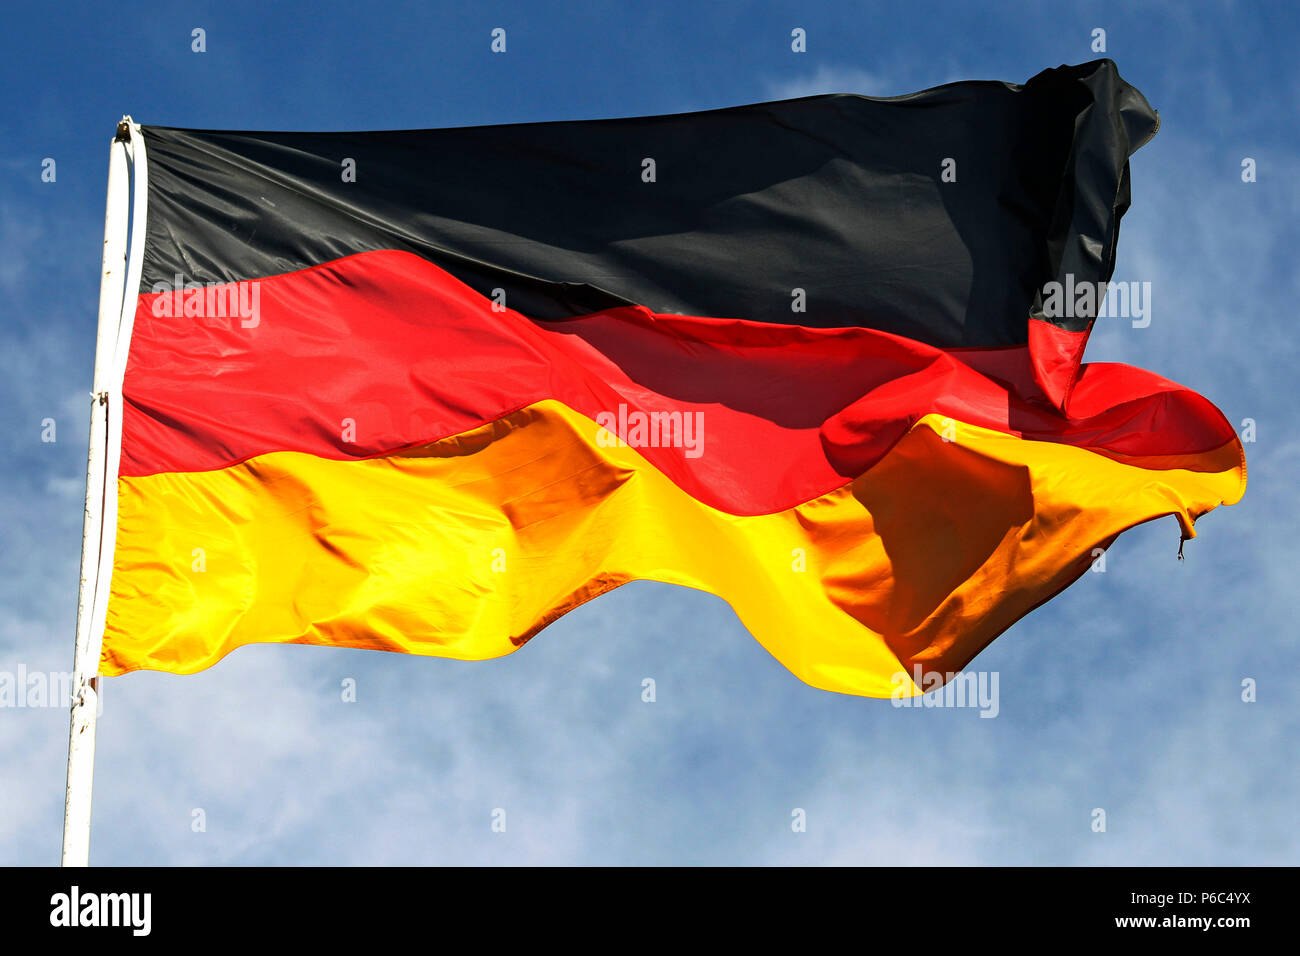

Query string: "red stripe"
[[1027, 317, 1090, 410], [122, 250, 1238, 515]]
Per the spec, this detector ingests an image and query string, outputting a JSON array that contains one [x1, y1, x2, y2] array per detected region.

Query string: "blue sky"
[[1, 0, 1296, 864]]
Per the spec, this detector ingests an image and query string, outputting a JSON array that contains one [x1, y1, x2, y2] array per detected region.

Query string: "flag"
[[99, 59, 1244, 697]]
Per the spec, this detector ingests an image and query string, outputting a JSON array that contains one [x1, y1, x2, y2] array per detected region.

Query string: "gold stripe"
[[103, 401, 1243, 697]]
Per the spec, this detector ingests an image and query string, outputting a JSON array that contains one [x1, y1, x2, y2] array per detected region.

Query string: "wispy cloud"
[[764, 65, 892, 99]]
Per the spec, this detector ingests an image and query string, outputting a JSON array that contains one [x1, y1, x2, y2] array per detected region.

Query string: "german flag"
[[99, 60, 1244, 697]]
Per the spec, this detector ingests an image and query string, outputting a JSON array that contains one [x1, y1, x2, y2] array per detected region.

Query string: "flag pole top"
[[115, 116, 134, 142]]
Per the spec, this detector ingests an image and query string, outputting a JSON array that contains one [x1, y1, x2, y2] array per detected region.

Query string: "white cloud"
[[765, 65, 892, 100]]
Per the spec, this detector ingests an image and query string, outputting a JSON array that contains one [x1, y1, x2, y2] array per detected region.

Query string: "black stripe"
[[139, 59, 1155, 347]]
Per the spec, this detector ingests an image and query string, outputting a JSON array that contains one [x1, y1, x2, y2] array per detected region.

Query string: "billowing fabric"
[[99, 59, 1244, 696]]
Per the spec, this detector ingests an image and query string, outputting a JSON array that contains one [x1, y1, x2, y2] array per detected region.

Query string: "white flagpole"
[[62, 119, 135, 867]]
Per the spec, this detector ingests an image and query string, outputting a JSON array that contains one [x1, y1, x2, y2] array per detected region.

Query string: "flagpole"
[[61, 120, 134, 867]]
